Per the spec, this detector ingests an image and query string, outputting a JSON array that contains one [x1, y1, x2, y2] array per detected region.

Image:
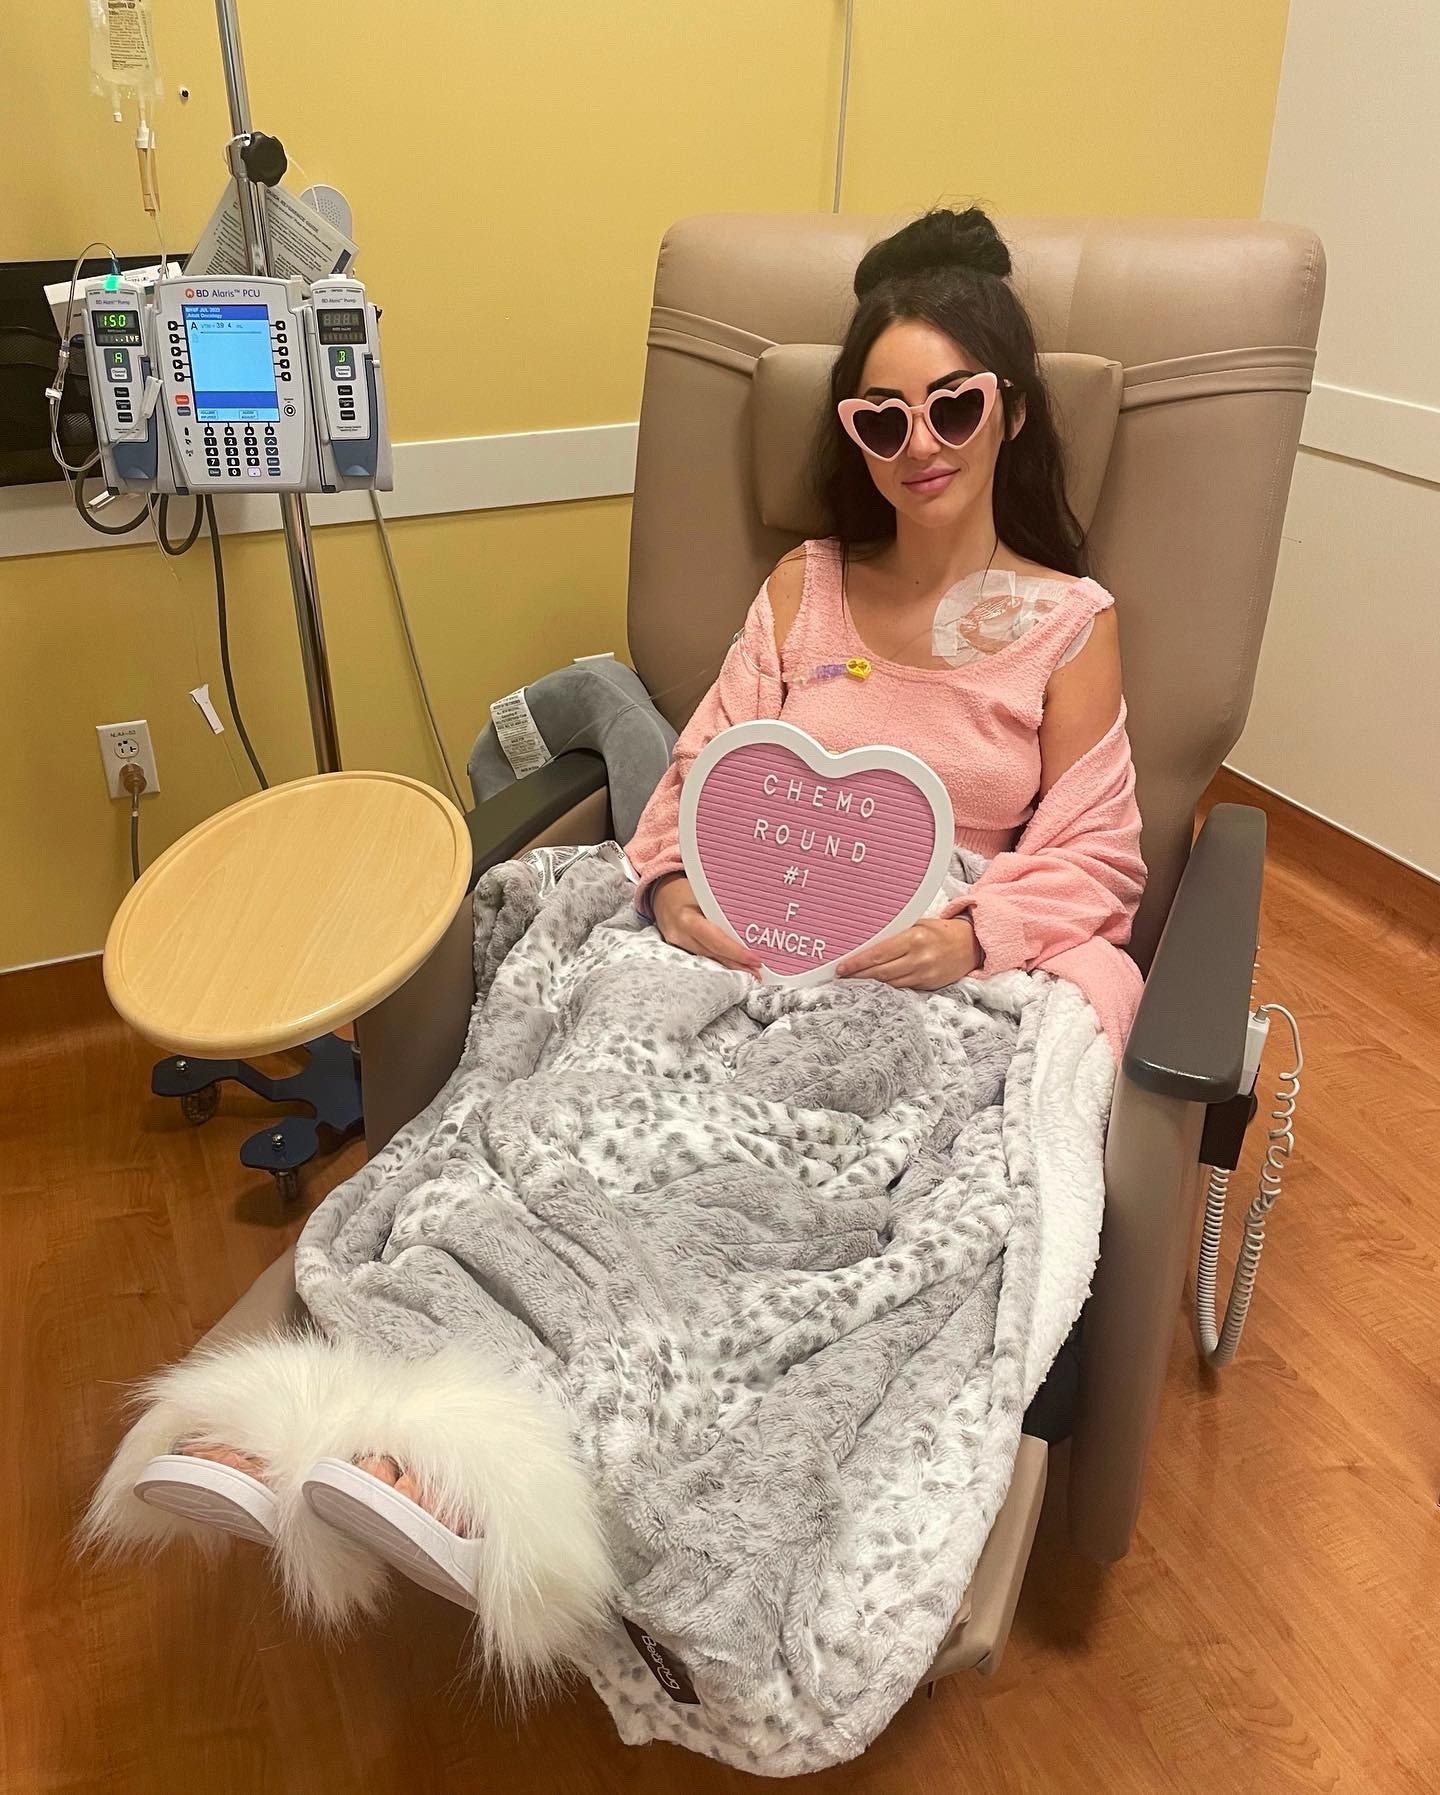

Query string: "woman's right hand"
[[650, 874, 761, 975]]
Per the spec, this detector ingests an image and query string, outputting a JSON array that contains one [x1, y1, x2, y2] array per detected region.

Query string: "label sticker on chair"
[[490, 687, 552, 779], [622, 1618, 701, 1703]]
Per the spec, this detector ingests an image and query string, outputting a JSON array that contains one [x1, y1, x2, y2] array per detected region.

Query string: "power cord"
[[69, 469, 152, 536], [120, 762, 147, 881], [138, 491, 270, 793], [367, 489, 466, 806], [155, 492, 204, 556], [203, 497, 269, 790]]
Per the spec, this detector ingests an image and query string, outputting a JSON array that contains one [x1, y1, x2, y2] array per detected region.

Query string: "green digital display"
[[91, 308, 143, 347]]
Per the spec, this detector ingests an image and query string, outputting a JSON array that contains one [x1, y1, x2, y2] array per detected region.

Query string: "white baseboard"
[[1222, 759, 1440, 885], [0, 422, 640, 560]]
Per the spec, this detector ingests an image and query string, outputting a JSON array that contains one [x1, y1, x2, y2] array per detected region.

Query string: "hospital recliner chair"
[[206, 213, 1324, 1682]]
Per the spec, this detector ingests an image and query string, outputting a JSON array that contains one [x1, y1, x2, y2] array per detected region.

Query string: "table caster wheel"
[[180, 1086, 220, 1125], [272, 1168, 301, 1203]]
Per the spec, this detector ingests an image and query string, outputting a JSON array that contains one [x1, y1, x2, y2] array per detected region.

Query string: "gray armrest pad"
[[1123, 803, 1266, 1102], [466, 750, 607, 887]]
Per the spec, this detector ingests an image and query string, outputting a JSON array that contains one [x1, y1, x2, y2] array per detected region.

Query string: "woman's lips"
[[902, 469, 956, 497]]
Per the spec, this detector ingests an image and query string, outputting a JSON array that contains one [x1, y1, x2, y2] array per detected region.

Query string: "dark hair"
[[813, 206, 1087, 577]]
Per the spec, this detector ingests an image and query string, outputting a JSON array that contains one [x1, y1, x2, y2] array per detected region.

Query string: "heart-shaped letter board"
[[679, 721, 954, 986]]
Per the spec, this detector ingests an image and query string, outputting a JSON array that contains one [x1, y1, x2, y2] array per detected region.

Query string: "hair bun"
[[854, 206, 1011, 298]]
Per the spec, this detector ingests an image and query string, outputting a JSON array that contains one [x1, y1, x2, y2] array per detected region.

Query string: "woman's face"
[[853, 319, 1013, 531]]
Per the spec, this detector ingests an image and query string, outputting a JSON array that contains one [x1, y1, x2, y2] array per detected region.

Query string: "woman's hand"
[[651, 874, 762, 975], [837, 916, 981, 989]]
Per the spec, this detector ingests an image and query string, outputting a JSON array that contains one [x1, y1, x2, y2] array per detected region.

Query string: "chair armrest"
[[465, 750, 608, 887], [1123, 802, 1266, 1103]]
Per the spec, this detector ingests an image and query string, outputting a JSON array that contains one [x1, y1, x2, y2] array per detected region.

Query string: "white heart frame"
[[678, 719, 955, 988]]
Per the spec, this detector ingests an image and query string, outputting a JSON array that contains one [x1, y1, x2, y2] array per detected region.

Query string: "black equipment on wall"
[[0, 255, 182, 488]]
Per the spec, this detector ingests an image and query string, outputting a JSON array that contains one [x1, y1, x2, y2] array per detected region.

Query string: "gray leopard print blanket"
[[295, 848, 1113, 1773]]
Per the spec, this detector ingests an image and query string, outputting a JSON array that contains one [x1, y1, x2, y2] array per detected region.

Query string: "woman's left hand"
[[837, 916, 981, 989]]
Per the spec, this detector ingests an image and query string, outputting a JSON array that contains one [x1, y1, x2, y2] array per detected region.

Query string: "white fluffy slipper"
[[86, 1333, 615, 1674], [302, 1458, 482, 1611], [134, 1453, 278, 1547]]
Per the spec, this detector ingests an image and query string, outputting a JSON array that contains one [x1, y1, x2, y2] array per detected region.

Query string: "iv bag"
[[88, 0, 162, 104]]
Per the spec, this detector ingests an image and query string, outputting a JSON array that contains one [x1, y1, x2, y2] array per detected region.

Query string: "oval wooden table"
[[104, 772, 470, 1195], [105, 771, 471, 1056]]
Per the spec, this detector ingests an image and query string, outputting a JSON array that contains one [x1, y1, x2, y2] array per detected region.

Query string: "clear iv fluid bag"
[[89, 0, 163, 104]]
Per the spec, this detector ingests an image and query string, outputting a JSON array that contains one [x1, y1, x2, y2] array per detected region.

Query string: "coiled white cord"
[[1194, 1003, 1303, 1368]]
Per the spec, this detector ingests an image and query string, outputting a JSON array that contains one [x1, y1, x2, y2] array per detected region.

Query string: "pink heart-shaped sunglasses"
[[837, 370, 1003, 461]]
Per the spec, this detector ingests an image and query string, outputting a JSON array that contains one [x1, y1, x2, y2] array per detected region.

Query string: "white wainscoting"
[[1234, 0, 1440, 879], [8, 380, 1432, 564], [0, 422, 640, 560], [1302, 383, 1440, 487]]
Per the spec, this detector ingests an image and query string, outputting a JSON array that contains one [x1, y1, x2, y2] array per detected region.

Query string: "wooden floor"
[[3, 813, 1438, 1795]]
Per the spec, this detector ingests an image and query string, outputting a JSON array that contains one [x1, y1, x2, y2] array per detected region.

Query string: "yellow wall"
[[0, 0, 1290, 969], [843, 1, 1290, 218]]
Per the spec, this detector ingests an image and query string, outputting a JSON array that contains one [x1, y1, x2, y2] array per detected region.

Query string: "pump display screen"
[[183, 303, 279, 421], [91, 309, 143, 346], [317, 308, 366, 345]]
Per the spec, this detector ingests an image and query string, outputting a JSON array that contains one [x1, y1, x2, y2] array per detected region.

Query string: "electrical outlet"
[[96, 719, 160, 799]]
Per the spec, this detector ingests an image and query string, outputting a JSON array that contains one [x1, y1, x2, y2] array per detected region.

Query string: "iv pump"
[[77, 271, 392, 498]]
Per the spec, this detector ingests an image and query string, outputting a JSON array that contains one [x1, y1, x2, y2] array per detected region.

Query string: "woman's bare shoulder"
[[765, 546, 808, 651]]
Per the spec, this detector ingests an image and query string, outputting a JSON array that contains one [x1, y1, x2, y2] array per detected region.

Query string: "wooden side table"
[[104, 771, 470, 1194]]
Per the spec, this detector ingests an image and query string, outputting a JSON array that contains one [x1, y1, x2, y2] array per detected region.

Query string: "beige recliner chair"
[[202, 213, 1325, 1683]]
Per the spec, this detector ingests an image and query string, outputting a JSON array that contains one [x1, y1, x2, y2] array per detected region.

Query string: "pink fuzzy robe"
[[626, 537, 1146, 1057]]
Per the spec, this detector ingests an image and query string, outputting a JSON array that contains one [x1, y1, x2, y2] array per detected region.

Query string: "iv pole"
[[145, 2, 362, 1203], [213, 0, 342, 773]]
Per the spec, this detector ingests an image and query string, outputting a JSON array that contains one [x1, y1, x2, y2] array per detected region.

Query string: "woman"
[[88, 205, 1144, 1661], [630, 205, 1143, 1051]]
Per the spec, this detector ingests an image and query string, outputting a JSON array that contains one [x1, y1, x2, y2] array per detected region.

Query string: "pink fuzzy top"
[[626, 536, 1146, 1056]]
